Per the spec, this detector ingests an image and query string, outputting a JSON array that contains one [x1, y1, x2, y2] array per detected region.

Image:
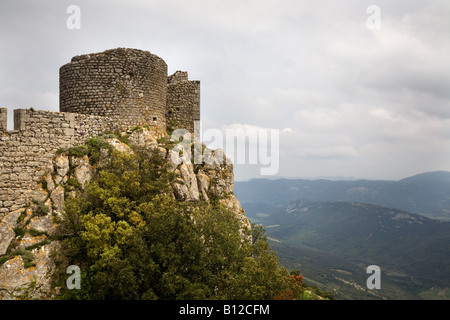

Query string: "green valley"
[[235, 173, 450, 300]]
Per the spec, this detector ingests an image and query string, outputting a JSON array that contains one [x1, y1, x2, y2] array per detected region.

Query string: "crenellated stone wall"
[[167, 71, 200, 134], [0, 109, 6, 132], [0, 108, 115, 219]]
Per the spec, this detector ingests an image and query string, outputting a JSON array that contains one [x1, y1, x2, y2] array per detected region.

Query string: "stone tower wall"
[[167, 71, 200, 134], [60, 48, 168, 134], [0, 48, 201, 220], [0, 108, 6, 131]]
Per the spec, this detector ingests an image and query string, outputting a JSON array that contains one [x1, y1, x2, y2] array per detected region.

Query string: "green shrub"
[[0, 256, 8, 266], [68, 145, 89, 157], [14, 227, 26, 238], [66, 177, 80, 188], [34, 202, 50, 216], [51, 139, 312, 300], [25, 239, 50, 251], [13, 250, 35, 269], [27, 228, 48, 237]]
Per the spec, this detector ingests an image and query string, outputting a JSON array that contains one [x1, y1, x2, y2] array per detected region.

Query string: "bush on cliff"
[[52, 145, 306, 300]]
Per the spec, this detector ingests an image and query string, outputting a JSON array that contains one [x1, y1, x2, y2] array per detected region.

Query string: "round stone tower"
[[59, 48, 168, 132]]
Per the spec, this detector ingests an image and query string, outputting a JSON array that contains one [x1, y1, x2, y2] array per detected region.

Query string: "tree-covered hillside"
[[235, 172, 450, 221], [241, 198, 450, 299]]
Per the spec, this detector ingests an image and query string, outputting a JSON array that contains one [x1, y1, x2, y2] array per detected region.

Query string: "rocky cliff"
[[0, 128, 250, 300]]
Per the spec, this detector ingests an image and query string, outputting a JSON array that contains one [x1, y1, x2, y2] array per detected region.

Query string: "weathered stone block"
[[71, 155, 93, 188], [54, 154, 69, 178], [50, 186, 64, 213], [0, 208, 24, 255]]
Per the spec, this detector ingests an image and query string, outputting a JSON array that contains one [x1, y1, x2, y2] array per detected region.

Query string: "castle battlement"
[[0, 48, 201, 218], [59, 48, 200, 134], [0, 108, 115, 216]]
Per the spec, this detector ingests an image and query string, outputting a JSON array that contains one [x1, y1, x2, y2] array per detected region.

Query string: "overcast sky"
[[1, 0, 449, 181]]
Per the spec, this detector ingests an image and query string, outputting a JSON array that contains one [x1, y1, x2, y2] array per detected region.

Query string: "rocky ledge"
[[0, 128, 250, 300]]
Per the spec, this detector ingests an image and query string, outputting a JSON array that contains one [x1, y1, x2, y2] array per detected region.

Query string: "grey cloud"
[[0, 0, 449, 180]]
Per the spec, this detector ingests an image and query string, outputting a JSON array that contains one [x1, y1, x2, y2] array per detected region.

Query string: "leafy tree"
[[52, 140, 313, 300]]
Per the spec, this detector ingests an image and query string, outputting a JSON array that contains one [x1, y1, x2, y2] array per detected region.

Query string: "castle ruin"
[[0, 48, 200, 219]]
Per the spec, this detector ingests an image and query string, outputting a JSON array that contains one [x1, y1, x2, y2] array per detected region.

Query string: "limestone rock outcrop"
[[0, 129, 250, 299]]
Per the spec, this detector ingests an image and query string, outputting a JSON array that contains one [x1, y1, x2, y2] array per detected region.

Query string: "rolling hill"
[[235, 171, 450, 221], [234, 172, 450, 299]]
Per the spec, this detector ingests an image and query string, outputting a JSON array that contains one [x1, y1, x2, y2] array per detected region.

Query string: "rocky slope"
[[0, 128, 250, 300]]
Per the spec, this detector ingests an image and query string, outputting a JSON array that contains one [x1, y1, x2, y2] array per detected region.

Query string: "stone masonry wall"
[[167, 71, 200, 135], [1, 48, 200, 221], [60, 48, 168, 133], [0, 109, 6, 132], [0, 108, 115, 220]]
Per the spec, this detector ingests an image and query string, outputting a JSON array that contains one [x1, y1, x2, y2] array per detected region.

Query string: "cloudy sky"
[[1, 0, 449, 181]]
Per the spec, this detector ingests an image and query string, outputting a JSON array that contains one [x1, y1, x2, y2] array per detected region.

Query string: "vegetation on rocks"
[[1, 130, 330, 300], [51, 140, 317, 299]]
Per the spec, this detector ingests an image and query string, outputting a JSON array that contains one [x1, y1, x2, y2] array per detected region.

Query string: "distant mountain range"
[[235, 171, 450, 299], [235, 171, 450, 221]]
